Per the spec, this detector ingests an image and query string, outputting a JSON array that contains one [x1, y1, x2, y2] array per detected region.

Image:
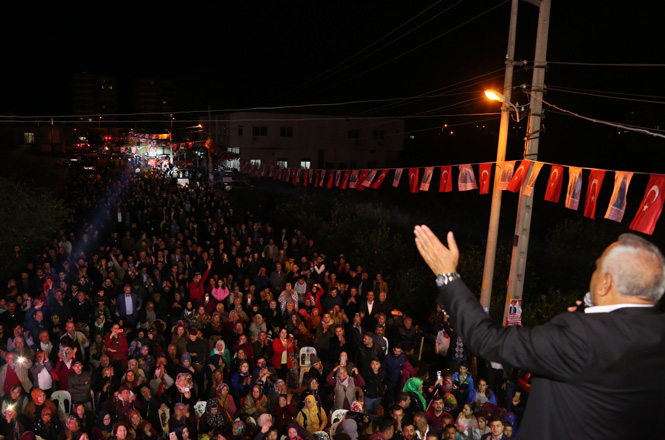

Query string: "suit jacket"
[[116, 292, 142, 317], [438, 279, 665, 440]]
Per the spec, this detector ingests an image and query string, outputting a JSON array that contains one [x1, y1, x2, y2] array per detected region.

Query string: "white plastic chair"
[[330, 409, 348, 426], [51, 390, 72, 422], [298, 346, 317, 386]]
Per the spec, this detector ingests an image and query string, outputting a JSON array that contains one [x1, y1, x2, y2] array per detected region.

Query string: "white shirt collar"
[[585, 304, 653, 314]]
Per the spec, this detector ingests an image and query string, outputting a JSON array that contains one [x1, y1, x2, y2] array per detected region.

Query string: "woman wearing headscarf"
[[91, 411, 114, 440], [295, 395, 328, 434], [35, 407, 63, 440], [326, 364, 365, 410], [209, 339, 231, 368], [127, 409, 158, 440], [199, 398, 227, 437], [216, 383, 237, 424], [403, 377, 427, 414], [23, 387, 57, 426], [242, 384, 269, 419]]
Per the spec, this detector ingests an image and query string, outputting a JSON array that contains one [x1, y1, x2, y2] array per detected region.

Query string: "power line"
[[547, 86, 665, 105], [525, 91, 665, 139], [325, 0, 510, 92], [547, 61, 665, 67]]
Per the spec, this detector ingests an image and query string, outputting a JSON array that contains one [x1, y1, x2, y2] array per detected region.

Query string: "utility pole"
[[503, 0, 551, 324], [479, 0, 520, 311], [208, 105, 214, 186]]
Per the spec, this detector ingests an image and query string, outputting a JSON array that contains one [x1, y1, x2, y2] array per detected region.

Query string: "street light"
[[485, 90, 526, 121]]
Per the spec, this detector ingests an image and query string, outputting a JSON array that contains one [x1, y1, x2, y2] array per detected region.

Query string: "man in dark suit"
[[414, 226, 665, 440], [116, 284, 142, 328]]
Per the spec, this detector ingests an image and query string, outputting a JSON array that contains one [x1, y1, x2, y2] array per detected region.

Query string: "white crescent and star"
[[643, 185, 660, 211], [550, 168, 560, 187], [590, 179, 599, 202]]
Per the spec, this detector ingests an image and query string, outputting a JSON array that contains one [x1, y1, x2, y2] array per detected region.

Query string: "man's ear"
[[597, 273, 613, 298]]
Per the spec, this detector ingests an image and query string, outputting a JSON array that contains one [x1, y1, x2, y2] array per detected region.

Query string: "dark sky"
[[2, 1, 664, 171]]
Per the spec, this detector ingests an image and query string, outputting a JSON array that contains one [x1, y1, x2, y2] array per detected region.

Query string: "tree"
[[0, 178, 69, 280]]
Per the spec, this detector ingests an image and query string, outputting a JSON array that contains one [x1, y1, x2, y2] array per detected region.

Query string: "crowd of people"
[[1, 168, 526, 440]]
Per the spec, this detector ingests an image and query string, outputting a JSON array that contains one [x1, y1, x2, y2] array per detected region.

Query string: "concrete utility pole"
[[479, 0, 520, 311], [503, 0, 551, 324]]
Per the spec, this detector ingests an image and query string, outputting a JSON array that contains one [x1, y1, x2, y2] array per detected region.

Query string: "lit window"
[[300, 160, 311, 169], [24, 132, 35, 143], [277, 159, 288, 168], [227, 147, 240, 154]]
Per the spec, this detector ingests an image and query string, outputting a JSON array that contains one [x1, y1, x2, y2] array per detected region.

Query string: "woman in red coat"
[[105, 324, 129, 370], [272, 328, 294, 381]]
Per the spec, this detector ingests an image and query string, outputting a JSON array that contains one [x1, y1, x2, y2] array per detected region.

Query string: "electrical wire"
[[546, 86, 665, 105], [546, 61, 665, 67], [524, 91, 665, 139], [325, 0, 510, 92], [278, 0, 459, 98]]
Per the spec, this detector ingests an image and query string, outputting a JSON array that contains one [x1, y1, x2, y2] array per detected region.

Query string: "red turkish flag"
[[303, 169, 309, 187], [583, 170, 606, 219], [357, 170, 370, 191], [544, 165, 564, 203], [506, 161, 532, 193], [479, 163, 492, 194], [439, 166, 452, 192], [629, 174, 665, 235], [409, 168, 420, 193], [420, 167, 434, 191], [326, 171, 335, 188], [371, 170, 389, 189], [393, 169, 404, 187], [294, 169, 301, 184], [319, 170, 327, 187], [340, 170, 351, 189], [314, 170, 321, 187]]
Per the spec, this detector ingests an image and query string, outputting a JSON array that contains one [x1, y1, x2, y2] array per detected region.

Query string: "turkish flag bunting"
[[294, 169, 301, 184], [629, 174, 665, 235], [326, 171, 335, 188], [458, 164, 478, 191], [605, 171, 633, 222], [349, 170, 360, 189], [544, 165, 564, 203], [439, 166, 452, 192], [372, 170, 389, 189], [409, 168, 420, 193], [506, 161, 532, 193], [497, 161, 516, 190], [319, 170, 327, 187], [314, 170, 321, 187], [340, 170, 351, 189], [583, 170, 606, 219], [303, 170, 309, 187], [420, 167, 434, 191], [523, 162, 544, 197], [363, 169, 377, 188], [565, 167, 583, 210], [393, 168, 404, 187], [478, 163, 492, 194], [334, 170, 343, 187], [357, 170, 370, 191]]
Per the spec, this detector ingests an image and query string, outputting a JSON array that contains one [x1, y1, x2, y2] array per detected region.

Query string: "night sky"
[[2, 2, 664, 171]]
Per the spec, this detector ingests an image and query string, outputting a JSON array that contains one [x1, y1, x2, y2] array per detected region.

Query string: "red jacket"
[[271, 337, 294, 370], [188, 267, 210, 302]]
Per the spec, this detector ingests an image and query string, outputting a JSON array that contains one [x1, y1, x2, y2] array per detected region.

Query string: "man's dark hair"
[[378, 417, 396, 434], [488, 416, 503, 426], [396, 392, 410, 405], [443, 424, 456, 432]]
